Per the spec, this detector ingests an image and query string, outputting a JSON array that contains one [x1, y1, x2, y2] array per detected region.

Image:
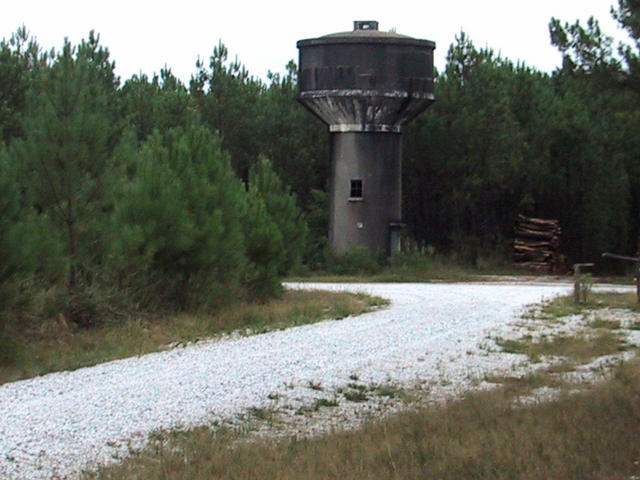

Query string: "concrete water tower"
[[297, 20, 435, 256]]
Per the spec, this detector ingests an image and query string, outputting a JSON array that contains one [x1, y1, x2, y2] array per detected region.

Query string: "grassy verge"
[[541, 291, 640, 317], [0, 290, 387, 385], [287, 259, 477, 283], [495, 291, 639, 376], [86, 359, 640, 480], [496, 330, 627, 364], [289, 250, 524, 283]]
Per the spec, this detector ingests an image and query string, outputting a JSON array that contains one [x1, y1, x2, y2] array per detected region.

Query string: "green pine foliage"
[[0, 32, 28, 143], [0, 144, 63, 363], [190, 41, 265, 179], [121, 68, 194, 143], [109, 125, 247, 310], [0, 32, 313, 327], [258, 62, 328, 207], [248, 156, 308, 275], [7, 34, 119, 325], [0, 146, 27, 309], [0, 147, 63, 295], [404, 33, 531, 263], [242, 186, 285, 298], [405, 24, 634, 265]]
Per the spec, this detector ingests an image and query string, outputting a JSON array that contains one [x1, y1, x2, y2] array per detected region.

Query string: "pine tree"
[[121, 68, 194, 143], [0, 146, 63, 311], [13, 35, 118, 324], [259, 62, 328, 207], [0, 147, 23, 300], [0, 26, 43, 144], [242, 186, 285, 298], [404, 32, 526, 260], [190, 41, 264, 180], [248, 156, 307, 275], [109, 124, 247, 309]]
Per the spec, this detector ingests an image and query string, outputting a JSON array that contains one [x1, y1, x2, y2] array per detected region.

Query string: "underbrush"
[[291, 243, 518, 283], [0, 290, 386, 385]]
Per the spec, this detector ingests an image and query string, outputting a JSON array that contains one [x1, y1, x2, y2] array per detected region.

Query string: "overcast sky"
[[1, 1, 632, 84]]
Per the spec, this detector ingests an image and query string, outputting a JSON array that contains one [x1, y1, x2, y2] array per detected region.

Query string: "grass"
[[486, 371, 561, 395], [371, 384, 404, 399], [497, 291, 640, 366], [0, 289, 387, 385], [287, 269, 474, 284], [496, 331, 627, 363], [588, 317, 622, 330], [85, 359, 640, 480], [490, 290, 640, 400], [288, 250, 522, 283], [296, 398, 340, 415], [542, 291, 640, 318]]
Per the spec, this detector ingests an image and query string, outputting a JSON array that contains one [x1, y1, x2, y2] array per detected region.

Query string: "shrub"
[[323, 246, 384, 275]]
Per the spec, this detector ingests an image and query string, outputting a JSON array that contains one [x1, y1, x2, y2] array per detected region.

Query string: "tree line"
[[404, 3, 640, 268], [0, 32, 309, 327], [1, 1, 640, 325]]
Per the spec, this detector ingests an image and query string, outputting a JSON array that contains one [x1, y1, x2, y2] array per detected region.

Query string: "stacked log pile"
[[513, 215, 561, 273]]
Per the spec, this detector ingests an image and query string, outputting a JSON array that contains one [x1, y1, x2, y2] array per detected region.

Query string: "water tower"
[[297, 20, 435, 256]]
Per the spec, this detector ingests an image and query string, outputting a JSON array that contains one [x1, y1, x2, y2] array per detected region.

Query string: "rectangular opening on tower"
[[349, 179, 363, 201]]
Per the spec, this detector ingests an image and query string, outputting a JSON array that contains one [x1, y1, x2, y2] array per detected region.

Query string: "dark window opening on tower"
[[349, 179, 363, 200]]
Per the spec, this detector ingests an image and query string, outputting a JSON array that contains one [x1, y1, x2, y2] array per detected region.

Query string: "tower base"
[[329, 132, 402, 257]]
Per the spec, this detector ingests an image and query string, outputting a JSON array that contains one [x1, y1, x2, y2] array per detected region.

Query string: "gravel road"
[[0, 282, 574, 479]]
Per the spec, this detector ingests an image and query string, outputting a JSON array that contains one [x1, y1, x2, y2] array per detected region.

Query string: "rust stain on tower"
[[297, 20, 436, 256]]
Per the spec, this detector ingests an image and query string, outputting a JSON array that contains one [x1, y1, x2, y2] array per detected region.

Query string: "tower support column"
[[329, 131, 402, 256]]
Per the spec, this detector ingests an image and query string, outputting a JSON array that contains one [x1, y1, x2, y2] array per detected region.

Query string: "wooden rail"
[[602, 252, 640, 301]]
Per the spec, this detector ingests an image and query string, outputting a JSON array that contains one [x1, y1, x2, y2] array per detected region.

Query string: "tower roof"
[[297, 20, 434, 48]]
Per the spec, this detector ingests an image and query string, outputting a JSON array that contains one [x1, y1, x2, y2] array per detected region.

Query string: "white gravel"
[[0, 281, 588, 479]]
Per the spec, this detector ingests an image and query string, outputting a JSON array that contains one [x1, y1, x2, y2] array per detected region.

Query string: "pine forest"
[[2, 2, 640, 329]]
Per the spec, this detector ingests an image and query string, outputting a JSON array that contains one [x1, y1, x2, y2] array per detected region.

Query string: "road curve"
[[0, 282, 572, 479]]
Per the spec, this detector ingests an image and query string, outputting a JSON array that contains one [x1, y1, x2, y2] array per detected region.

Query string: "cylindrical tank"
[[297, 20, 435, 256]]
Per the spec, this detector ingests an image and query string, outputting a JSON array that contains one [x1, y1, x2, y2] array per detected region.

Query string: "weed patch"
[[248, 407, 274, 422], [343, 390, 368, 402], [307, 380, 323, 391], [542, 292, 640, 318], [488, 372, 559, 390], [588, 317, 621, 330], [372, 384, 402, 398], [296, 398, 339, 415], [498, 331, 626, 363]]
